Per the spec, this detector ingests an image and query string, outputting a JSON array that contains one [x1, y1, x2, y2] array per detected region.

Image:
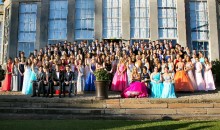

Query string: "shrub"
[[93, 69, 109, 81]]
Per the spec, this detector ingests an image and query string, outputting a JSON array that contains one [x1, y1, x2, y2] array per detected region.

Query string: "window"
[[18, 3, 37, 56], [48, 0, 68, 44], [75, 0, 95, 40], [130, 0, 150, 39], [103, 0, 121, 39], [190, 1, 209, 57], [158, 0, 177, 39]]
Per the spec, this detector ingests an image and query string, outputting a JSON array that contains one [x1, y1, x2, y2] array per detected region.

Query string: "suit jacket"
[[36, 71, 44, 82], [63, 71, 74, 82], [43, 72, 53, 82], [51, 70, 64, 82]]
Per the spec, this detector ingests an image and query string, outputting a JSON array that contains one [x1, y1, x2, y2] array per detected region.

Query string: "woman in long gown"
[[18, 58, 25, 91], [11, 58, 19, 91], [185, 56, 197, 91], [204, 57, 216, 91], [85, 58, 96, 91], [174, 57, 194, 92], [104, 56, 113, 90], [195, 57, 206, 91], [161, 67, 176, 98], [1, 58, 13, 91], [127, 57, 134, 84], [167, 58, 174, 77], [111, 58, 128, 92], [121, 67, 148, 98], [76, 60, 85, 93], [150, 66, 164, 98], [26, 58, 39, 95], [141, 66, 151, 95], [22, 59, 32, 95], [84, 53, 91, 84]]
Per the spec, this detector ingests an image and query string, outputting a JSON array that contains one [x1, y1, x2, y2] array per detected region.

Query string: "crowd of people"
[[0, 40, 216, 98]]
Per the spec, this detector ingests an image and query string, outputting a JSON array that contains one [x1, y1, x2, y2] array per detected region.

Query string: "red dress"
[[2, 63, 12, 91]]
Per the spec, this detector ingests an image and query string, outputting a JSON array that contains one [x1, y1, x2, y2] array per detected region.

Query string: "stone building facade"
[[0, 0, 220, 63]]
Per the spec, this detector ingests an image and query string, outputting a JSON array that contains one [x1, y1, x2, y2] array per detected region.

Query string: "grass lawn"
[[0, 120, 220, 130]]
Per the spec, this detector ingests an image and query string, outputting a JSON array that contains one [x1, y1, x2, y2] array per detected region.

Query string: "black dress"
[[142, 72, 151, 94], [141, 72, 150, 83], [105, 62, 112, 89], [18, 63, 24, 91]]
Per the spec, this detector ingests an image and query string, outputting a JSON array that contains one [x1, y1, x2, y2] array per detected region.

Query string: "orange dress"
[[174, 70, 194, 92], [2, 63, 12, 91]]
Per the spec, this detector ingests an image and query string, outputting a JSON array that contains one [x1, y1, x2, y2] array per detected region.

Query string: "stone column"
[[7, 2, 19, 59], [207, 0, 220, 60], [185, 0, 191, 48], [176, 0, 187, 47], [67, 0, 75, 42], [149, 0, 158, 41], [94, 0, 102, 41], [36, 0, 49, 50], [121, 0, 130, 43]]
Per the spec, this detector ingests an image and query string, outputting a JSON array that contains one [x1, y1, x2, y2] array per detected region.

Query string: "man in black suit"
[[43, 66, 53, 97], [61, 65, 74, 98], [51, 64, 64, 98], [31, 66, 45, 97]]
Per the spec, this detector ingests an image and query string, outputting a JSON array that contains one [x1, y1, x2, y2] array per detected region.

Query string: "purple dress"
[[186, 63, 197, 90], [195, 62, 206, 91], [204, 64, 216, 91]]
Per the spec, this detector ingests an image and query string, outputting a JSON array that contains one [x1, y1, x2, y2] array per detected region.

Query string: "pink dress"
[[204, 64, 216, 91], [195, 62, 206, 90], [121, 81, 148, 98], [186, 63, 197, 90], [111, 64, 128, 91]]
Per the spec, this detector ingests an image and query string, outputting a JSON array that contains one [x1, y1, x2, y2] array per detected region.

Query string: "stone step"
[[1, 112, 220, 120], [1, 107, 220, 115]]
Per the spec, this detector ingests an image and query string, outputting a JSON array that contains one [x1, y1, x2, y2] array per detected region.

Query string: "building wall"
[[1, 0, 220, 61]]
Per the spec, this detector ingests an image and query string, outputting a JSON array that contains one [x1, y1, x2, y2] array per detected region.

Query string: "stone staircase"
[[1, 96, 220, 120]]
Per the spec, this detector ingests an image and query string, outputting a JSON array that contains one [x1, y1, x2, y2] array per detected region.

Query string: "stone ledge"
[[125, 109, 177, 115], [168, 103, 214, 108], [120, 103, 168, 109], [2, 113, 220, 120], [176, 108, 207, 115]]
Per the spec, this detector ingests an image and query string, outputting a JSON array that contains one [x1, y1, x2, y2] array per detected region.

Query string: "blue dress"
[[161, 74, 176, 98], [85, 64, 96, 91], [150, 73, 164, 98], [22, 66, 32, 95], [26, 66, 38, 95]]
